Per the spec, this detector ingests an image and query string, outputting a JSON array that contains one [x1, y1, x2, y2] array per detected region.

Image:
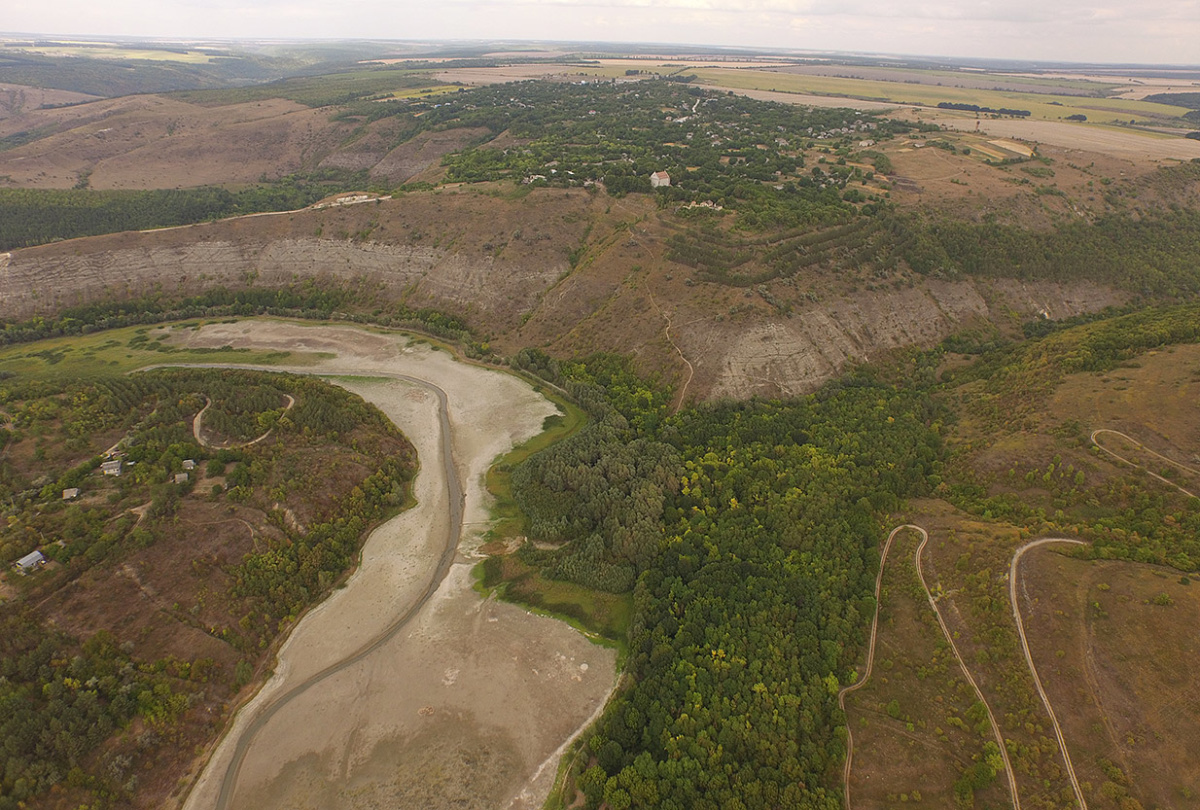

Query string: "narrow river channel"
[[176, 321, 616, 810]]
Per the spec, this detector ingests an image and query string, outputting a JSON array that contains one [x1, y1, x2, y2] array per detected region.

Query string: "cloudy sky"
[[7, 0, 1200, 65]]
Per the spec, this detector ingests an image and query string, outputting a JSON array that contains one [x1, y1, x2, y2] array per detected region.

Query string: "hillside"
[[2, 55, 1200, 810], [0, 75, 1197, 403], [0, 184, 1126, 401], [0, 356, 416, 810]]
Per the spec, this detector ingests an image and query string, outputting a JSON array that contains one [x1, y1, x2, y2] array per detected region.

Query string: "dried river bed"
[[178, 321, 616, 810]]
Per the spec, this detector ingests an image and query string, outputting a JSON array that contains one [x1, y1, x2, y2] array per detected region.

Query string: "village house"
[[101, 459, 122, 476], [62, 487, 81, 500], [182, 459, 196, 471], [13, 550, 46, 573], [174, 472, 189, 485], [650, 171, 671, 188]]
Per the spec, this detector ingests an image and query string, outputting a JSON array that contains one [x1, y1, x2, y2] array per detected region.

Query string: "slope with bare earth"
[[0, 186, 606, 332], [881, 502, 1078, 807], [891, 315, 1200, 809], [1047, 344, 1200, 462], [1019, 551, 1200, 809], [367, 126, 492, 184], [844, 495, 1199, 810], [0, 94, 360, 189], [0, 82, 103, 119], [0, 179, 1130, 401], [840, 526, 1011, 809], [0, 92, 501, 190], [170, 322, 618, 810]]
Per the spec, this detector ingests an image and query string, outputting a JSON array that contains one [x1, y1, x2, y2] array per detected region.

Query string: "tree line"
[[0, 366, 416, 808], [0, 175, 368, 251], [507, 353, 943, 808]]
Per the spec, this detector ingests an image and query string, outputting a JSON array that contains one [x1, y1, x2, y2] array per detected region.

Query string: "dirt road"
[[1091, 428, 1199, 498], [191, 393, 294, 448], [1009, 539, 1089, 810], [837, 524, 903, 809], [840, 523, 1019, 809], [913, 527, 1021, 810]]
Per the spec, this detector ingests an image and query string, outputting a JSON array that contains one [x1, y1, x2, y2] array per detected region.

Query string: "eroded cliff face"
[[0, 190, 601, 333], [677, 279, 1124, 400], [0, 238, 551, 324], [0, 189, 1128, 401]]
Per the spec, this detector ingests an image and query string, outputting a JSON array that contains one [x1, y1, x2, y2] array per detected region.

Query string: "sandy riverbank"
[[177, 321, 616, 810]]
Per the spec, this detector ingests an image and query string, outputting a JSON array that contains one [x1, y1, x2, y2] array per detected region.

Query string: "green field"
[[171, 68, 451, 107], [0, 321, 317, 382], [7, 43, 219, 63], [688, 67, 1194, 124], [831, 64, 1120, 94], [475, 553, 633, 645]]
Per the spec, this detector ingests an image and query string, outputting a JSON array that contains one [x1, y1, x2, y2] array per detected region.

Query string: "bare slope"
[[0, 95, 355, 188], [0, 93, 493, 190], [0, 185, 1125, 400]]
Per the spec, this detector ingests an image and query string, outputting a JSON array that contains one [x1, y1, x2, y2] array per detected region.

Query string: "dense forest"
[[0, 175, 372, 251], [508, 352, 942, 808], [0, 285, 477, 353], [0, 367, 415, 809], [499, 299, 1200, 808]]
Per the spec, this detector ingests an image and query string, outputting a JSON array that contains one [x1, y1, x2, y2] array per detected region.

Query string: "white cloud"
[[5, 0, 1199, 64]]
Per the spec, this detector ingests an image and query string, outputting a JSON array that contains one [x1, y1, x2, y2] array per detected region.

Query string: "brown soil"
[[843, 526, 1009, 808], [1021, 551, 1200, 809], [0, 180, 1127, 401], [315, 116, 418, 173], [1047, 344, 1200, 463], [178, 323, 618, 810], [39, 499, 275, 672], [368, 126, 491, 184], [0, 95, 356, 189], [931, 115, 1200, 162], [0, 91, 502, 191], [0, 82, 102, 120], [896, 501, 1079, 807]]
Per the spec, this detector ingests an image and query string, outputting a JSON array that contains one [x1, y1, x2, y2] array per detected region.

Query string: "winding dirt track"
[[845, 524, 1094, 810], [158, 365, 465, 810], [192, 394, 295, 449], [837, 524, 902, 810], [645, 287, 695, 413], [1009, 539, 1089, 810], [1091, 428, 1199, 499], [912, 527, 1021, 810]]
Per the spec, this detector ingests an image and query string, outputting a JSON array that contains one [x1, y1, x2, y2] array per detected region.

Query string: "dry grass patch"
[[843, 525, 1009, 808], [902, 500, 1079, 807], [1021, 552, 1200, 809], [1048, 344, 1200, 462]]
